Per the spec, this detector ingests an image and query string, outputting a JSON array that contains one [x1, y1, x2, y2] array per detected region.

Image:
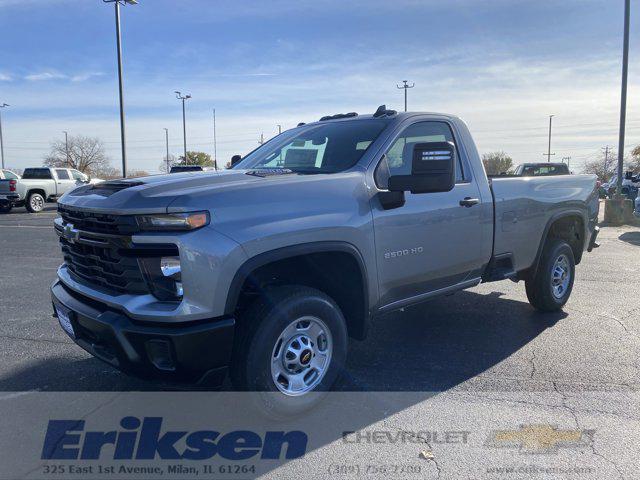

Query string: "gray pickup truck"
[[51, 107, 599, 415]]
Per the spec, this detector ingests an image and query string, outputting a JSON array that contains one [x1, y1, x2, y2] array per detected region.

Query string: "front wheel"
[[525, 238, 575, 312], [26, 192, 45, 213], [231, 286, 348, 418]]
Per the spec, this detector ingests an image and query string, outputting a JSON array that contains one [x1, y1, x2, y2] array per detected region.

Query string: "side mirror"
[[230, 155, 242, 167], [388, 142, 455, 194]]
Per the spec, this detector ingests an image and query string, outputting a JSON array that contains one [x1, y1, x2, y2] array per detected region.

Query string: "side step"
[[482, 254, 517, 282]]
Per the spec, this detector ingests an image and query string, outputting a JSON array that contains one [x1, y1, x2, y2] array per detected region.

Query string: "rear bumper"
[[0, 194, 20, 205], [51, 280, 235, 384]]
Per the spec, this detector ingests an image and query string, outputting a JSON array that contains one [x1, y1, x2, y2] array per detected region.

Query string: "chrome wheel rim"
[[271, 316, 332, 396], [30, 195, 44, 212], [551, 254, 570, 299]]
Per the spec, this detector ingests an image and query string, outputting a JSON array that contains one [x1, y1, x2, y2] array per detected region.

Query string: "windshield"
[[234, 119, 389, 173]]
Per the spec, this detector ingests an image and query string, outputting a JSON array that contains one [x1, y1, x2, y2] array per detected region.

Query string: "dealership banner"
[[0, 391, 636, 479]]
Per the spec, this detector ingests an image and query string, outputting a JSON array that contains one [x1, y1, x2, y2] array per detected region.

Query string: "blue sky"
[[0, 0, 638, 173]]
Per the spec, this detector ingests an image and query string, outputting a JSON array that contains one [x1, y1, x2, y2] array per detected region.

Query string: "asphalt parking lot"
[[0, 204, 638, 478]]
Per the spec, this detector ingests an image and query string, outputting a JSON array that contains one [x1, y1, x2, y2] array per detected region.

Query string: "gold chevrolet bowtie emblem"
[[485, 424, 594, 454]]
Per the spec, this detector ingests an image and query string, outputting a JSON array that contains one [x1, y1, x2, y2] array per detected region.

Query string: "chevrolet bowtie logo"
[[63, 223, 80, 244], [485, 424, 594, 454]]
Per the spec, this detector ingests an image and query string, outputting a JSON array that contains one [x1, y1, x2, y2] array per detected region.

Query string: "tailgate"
[[0, 179, 15, 195]]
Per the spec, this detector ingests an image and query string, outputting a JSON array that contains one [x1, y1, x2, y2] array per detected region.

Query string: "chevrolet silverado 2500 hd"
[[51, 108, 599, 414]]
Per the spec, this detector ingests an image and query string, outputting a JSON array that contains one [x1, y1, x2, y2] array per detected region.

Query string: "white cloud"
[[0, 72, 12, 81], [24, 71, 67, 81], [71, 72, 104, 82]]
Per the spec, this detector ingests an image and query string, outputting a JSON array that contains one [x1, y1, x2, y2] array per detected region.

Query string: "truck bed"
[[490, 174, 599, 273]]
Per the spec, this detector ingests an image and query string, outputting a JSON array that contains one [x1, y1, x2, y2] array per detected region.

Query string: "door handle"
[[459, 197, 479, 207]]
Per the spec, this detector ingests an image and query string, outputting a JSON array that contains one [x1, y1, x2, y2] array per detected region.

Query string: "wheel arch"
[[524, 210, 587, 280], [225, 242, 371, 340]]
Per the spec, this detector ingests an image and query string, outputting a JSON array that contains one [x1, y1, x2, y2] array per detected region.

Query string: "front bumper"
[[51, 280, 235, 384]]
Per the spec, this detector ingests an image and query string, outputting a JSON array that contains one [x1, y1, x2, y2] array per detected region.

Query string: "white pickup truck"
[[0, 167, 94, 213]]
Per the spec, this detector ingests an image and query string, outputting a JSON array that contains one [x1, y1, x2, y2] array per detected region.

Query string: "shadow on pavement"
[[619, 231, 640, 246], [0, 290, 563, 393]]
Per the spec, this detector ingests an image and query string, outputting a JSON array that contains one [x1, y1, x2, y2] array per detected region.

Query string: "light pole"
[[277, 124, 282, 134], [0, 103, 8, 169], [163, 128, 169, 173], [396, 80, 415, 112], [63, 131, 70, 167], [616, 0, 630, 197], [543, 115, 555, 162], [213, 108, 217, 170], [175, 91, 191, 164], [103, 0, 137, 178]]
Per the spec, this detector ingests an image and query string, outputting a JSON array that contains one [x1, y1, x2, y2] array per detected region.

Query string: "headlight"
[[136, 211, 210, 231], [139, 255, 183, 301]]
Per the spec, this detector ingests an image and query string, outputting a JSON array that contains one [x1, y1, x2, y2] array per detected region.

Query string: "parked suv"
[[51, 108, 599, 415]]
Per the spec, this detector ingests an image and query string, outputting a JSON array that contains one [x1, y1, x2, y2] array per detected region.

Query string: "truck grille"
[[59, 237, 150, 294], [58, 205, 139, 235], [55, 207, 176, 296]]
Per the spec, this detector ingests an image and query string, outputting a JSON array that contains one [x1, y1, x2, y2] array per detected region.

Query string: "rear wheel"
[[26, 192, 45, 213], [231, 286, 348, 418], [525, 238, 575, 312]]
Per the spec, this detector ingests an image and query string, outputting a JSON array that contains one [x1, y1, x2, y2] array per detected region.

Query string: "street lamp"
[[175, 91, 191, 164], [0, 103, 8, 169], [103, 0, 138, 178], [63, 131, 70, 167], [163, 128, 169, 173]]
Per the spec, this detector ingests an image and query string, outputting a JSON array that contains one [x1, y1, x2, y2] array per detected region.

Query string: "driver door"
[[371, 120, 487, 310]]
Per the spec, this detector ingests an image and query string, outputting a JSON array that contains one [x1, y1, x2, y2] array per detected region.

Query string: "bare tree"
[[44, 135, 113, 175], [482, 151, 513, 175], [583, 149, 617, 182], [629, 144, 640, 173], [158, 154, 178, 173]]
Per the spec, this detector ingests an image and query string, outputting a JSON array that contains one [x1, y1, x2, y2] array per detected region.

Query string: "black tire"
[[25, 192, 45, 213], [230, 285, 348, 418], [0, 203, 11, 214], [525, 238, 575, 312]]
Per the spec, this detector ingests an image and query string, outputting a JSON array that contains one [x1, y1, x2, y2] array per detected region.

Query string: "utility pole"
[[562, 156, 571, 170], [175, 91, 191, 164], [603, 145, 611, 171], [213, 109, 218, 170], [259, 133, 264, 145], [63, 131, 70, 167], [163, 128, 169, 173], [0, 103, 8, 169], [543, 114, 555, 162], [616, 0, 630, 196], [103, 0, 137, 178], [277, 124, 282, 134], [396, 80, 415, 112]]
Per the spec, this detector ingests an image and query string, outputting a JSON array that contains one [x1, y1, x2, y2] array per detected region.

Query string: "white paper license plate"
[[55, 304, 75, 338]]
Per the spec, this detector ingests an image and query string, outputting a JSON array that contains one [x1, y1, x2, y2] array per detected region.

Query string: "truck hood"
[[58, 169, 354, 214], [58, 170, 270, 214]]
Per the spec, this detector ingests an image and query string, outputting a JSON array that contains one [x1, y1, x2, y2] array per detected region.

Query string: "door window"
[[55, 169, 70, 180], [70, 170, 85, 181], [377, 121, 465, 187]]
